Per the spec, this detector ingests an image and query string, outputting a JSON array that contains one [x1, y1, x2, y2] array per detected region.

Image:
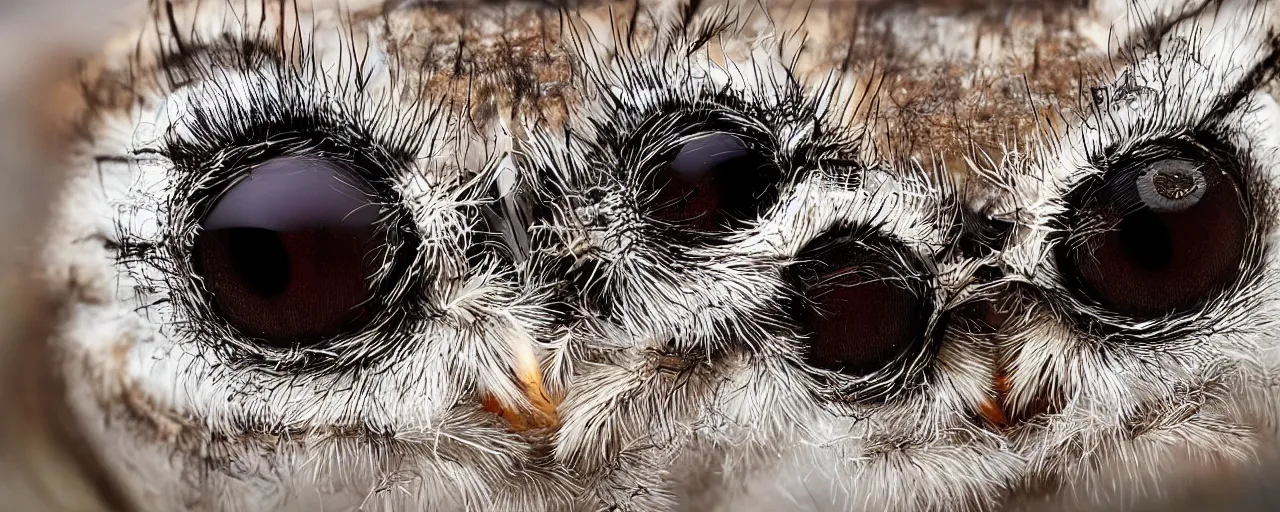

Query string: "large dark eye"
[[787, 233, 934, 378], [1057, 154, 1249, 318], [192, 157, 384, 348], [643, 132, 779, 233]]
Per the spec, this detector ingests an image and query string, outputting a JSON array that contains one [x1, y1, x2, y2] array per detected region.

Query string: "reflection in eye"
[[1136, 160, 1206, 212], [193, 156, 384, 348], [643, 132, 778, 233], [787, 234, 934, 379], [1059, 154, 1248, 318]]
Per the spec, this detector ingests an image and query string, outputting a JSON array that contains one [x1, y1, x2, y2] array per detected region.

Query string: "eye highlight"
[[1057, 147, 1249, 319], [644, 132, 778, 233], [193, 156, 384, 348], [787, 231, 934, 383], [1136, 160, 1206, 212]]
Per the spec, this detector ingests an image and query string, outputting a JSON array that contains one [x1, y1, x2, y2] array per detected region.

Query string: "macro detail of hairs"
[[10, 0, 1280, 510]]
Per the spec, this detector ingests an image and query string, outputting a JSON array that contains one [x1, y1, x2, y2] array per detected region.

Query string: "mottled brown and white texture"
[[24, 0, 1280, 511]]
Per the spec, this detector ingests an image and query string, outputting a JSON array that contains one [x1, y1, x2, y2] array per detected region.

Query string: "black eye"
[[787, 233, 934, 378], [643, 132, 779, 233], [1057, 154, 1249, 318], [192, 157, 384, 348]]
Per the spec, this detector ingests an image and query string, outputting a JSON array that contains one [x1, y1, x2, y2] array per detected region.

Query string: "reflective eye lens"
[[1059, 157, 1248, 318], [193, 157, 384, 348], [644, 133, 778, 233], [788, 236, 933, 378]]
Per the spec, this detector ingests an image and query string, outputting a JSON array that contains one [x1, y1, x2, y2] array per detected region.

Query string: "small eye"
[[643, 132, 779, 233], [1058, 156, 1249, 318], [787, 234, 934, 378], [192, 157, 384, 348]]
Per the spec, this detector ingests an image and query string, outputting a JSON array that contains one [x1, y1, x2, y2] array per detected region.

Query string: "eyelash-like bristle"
[[495, 6, 1016, 511], [53, 2, 607, 510], [48, 1, 1280, 511]]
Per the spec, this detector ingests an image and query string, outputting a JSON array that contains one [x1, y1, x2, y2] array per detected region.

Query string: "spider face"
[[988, 2, 1280, 508], [42, 2, 583, 510], [24, 0, 1280, 511]]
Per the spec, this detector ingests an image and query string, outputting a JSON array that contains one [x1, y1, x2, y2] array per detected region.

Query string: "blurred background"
[[0, 1, 138, 510]]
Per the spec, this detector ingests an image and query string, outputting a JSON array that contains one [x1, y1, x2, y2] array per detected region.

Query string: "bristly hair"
[[498, 2, 1024, 510], [513, 0, 899, 400], [987, 1, 1280, 508], [41, 0, 1280, 511], [102, 1, 543, 379], [46, 1, 587, 511]]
